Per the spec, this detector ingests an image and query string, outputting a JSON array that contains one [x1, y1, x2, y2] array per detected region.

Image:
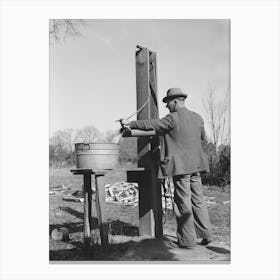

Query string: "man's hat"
[[162, 88, 188, 103]]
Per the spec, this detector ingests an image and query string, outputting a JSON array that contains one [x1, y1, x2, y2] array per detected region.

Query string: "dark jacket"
[[129, 107, 209, 177]]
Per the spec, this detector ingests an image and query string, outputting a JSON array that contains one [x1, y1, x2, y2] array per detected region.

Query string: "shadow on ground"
[[50, 207, 139, 236], [50, 234, 176, 261], [50, 213, 158, 261], [206, 245, 230, 254], [50, 209, 230, 262]]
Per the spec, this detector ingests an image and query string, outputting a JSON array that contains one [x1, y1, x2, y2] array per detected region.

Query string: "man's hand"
[[119, 119, 132, 137]]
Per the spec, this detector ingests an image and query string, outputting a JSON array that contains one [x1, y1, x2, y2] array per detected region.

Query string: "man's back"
[[163, 107, 209, 176], [129, 106, 209, 176]]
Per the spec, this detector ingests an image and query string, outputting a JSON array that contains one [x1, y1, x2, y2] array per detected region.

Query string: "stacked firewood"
[[105, 182, 138, 207]]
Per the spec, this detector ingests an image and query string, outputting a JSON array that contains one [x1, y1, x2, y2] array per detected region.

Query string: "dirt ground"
[[49, 167, 230, 262]]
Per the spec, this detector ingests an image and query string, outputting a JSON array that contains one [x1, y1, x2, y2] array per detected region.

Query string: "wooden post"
[[135, 47, 162, 238], [95, 174, 109, 250], [149, 51, 163, 238], [83, 172, 92, 248]]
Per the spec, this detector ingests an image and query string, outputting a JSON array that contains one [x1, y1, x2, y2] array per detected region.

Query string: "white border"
[[1, 1, 280, 279]]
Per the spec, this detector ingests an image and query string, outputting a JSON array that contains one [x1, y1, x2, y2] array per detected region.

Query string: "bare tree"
[[75, 125, 101, 143], [101, 129, 120, 143], [55, 129, 76, 152], [49, 132, 64, 147], [49, 19, 85, 44], [49, 131, 71, 166], [50, 128, 76, 159], [203, 87, 230, 147]]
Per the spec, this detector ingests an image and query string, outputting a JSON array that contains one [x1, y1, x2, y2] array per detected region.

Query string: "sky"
[[50, 19, 230, 137]]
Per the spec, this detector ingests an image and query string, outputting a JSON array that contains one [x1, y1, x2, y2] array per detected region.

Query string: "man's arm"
[[122, 113, 178, 134]]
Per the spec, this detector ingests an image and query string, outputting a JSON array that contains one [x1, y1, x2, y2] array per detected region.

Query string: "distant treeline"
[[49, 126, 230, 187], [201, 142, 230, 188]]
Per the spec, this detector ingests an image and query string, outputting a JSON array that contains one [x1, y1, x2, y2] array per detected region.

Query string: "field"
[[49, 166, 230, 262]]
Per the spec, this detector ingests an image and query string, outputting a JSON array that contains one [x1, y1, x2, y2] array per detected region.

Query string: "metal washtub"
[[75, 143, 120, 170]]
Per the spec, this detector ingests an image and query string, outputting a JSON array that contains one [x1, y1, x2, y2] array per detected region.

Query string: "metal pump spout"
[[116, 118, 156, 138]]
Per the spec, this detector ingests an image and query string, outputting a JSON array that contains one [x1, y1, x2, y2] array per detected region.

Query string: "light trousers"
[[173, 173, 213, 247]]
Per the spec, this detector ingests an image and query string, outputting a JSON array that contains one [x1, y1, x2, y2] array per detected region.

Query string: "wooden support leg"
[[95, 175, 109, 251], [127, 169, 155, 237], [83, 173, 92, 249]]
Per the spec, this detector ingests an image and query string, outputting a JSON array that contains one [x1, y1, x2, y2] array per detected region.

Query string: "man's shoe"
[[200, 239, 212, 246]]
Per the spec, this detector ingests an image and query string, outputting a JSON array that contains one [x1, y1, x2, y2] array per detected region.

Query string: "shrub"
[[201, 143, 231, 187]]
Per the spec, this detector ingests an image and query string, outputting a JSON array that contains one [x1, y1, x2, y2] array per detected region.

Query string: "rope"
[[123, 53, 159, 121], [162, 180, 167, 224], [167, 177, 175, 218], [126, 55, 157, 120], [126, 93, 150, 120]]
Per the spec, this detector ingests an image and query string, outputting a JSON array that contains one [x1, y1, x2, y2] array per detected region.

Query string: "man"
[[121, 88, 213, 249]]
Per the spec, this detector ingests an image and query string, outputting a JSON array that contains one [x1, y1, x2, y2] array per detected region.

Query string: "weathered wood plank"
[[71, 169, 106, 176], [83, 173, 92, 248], [149, 51, 163, 238], [135, 47, 162, 238], [127, 169, 154, 236], [95, 175, 109, 250]]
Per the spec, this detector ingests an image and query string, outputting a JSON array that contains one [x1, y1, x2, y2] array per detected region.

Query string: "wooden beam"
[[135, 47, 162, 238], [149, 51, 163, 238], [83, 173, 92, 249], [95, 174, 109, 251], [127, 169, 154, 236]]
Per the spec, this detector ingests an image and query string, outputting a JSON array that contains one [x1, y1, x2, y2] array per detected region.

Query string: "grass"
[[49, 166, 230, 261]]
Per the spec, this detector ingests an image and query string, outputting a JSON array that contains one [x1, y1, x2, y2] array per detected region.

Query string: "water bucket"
[[75, 143, 120, 170], [51, 227, 70, 241]]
